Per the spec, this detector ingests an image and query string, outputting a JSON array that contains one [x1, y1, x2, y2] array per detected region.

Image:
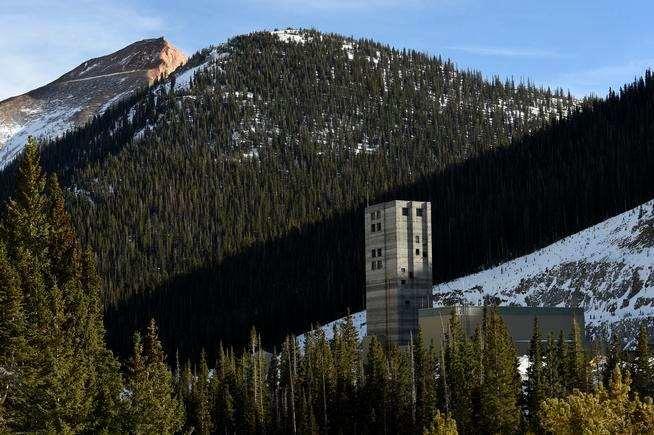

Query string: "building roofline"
[[419, 306, 585, 317]]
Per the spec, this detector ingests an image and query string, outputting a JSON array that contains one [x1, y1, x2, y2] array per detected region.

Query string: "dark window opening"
[[415, 248, 420, 256], [371, 249, 376, 258], [402, 207, 409, 216], [372, 261, 376, 270], [376, 210, 381, 219], [377, 248, 382, 257], [377, 260, 383, 269], [376, 222, 381, 231], [409, 271, 414, 279], [405, 300, 411, 306], [423, 250, 428, 258], [415, 235, 420, 243], [371, 224, 375, 233], [401, 279, 406, 285], [416, 208, 423, 217], [401, 267, 406, 273], [370, 212, 376, 221]]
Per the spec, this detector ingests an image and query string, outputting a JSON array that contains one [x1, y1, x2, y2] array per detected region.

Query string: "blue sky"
[[2, 0, 653, 100]]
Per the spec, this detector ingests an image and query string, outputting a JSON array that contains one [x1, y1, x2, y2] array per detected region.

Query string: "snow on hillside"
[[297, 310, 366, 349], [0, 106, 80, 169], [173, 48, 228, 91], [433, 199, 654, 342], [271, 29, 309, 44]]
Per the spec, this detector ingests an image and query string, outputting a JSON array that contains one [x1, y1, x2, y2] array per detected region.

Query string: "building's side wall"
[[418, 307, 585, 353], [365, 201, 398, 344], [394, 201, 432, 344]]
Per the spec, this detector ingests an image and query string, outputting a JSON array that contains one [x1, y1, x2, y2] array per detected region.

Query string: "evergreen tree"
[[386, 344, 414, 434], [331, 313, 361, 433], [566, 318, 587, 392], [414, 328, 437, 433], [423, 410, 458, 435], [556, 330, 568, 392], [525, 317, 544, 431], [442, 310, 473, 433], [633, 324, 653, 399], [0, 243, 29, 431], [193, 349, 214, 434], [364, 335, 388, 433], [0, 139, 123, 431], [479, 307, 521, 433], [124, 320, 184, 433], [604, 332, 623, 389], [214, 346, 236, 434]]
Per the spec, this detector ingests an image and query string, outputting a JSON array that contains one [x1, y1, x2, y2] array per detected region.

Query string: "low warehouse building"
[[418, 306, 584, 353]]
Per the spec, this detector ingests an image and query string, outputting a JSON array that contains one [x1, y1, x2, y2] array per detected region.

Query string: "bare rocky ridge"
[[0, 37, 187, 169]]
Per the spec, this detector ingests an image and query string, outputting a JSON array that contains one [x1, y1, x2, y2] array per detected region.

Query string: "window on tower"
[[376, 210, 381, 219], [402, 207, 409, 216], [376, 248, 382, 257], [371, 249, 376, 258], [376, 222, 381, 231], [377, 260, 383, 269], [371, 224, 375, 233], [415, 235, 420, 243], [415, 248, 420, 256], [372, 261, 376, 270], [416, 208, 423, 217]]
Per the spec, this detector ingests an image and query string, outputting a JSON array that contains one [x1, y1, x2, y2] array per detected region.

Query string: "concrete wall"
[[365, 200, 432, 345], [418, 306, 585, 353]]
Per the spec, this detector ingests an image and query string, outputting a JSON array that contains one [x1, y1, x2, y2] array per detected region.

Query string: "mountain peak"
[[0, 38, 188, 169]]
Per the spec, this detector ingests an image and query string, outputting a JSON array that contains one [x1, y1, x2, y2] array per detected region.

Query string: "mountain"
[[0, 37, 186, 169], [433, 199, 654, 343], [0, 29, 651, 361]]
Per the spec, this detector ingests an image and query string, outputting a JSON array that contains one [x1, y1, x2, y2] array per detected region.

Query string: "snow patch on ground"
[[271, 29, 308, 44], [342, 42, 355, 60], [518, 355, 531, 381], [297, 310, 367, 349]]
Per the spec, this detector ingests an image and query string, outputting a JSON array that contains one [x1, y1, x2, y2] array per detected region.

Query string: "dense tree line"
[[0, 30, 652, 360], [162, 309, 654, 434]]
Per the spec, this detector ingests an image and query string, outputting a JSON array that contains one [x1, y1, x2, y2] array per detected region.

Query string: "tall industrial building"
[[365, 200, 432, 345]]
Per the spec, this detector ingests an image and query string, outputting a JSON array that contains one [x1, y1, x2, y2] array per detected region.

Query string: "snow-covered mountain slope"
[[433, 199, 654, 343], [0, 37, 186, 169]]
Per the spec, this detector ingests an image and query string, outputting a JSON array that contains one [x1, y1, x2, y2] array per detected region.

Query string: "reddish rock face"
[[0, 37, 187, 169]]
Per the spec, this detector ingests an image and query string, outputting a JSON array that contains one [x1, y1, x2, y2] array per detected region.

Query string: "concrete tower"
[[365, 200, 432, 346]]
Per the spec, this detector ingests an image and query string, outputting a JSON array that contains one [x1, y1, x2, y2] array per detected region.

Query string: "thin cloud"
[[445, 45, 563, 59], [247, 0, 442, 10]]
